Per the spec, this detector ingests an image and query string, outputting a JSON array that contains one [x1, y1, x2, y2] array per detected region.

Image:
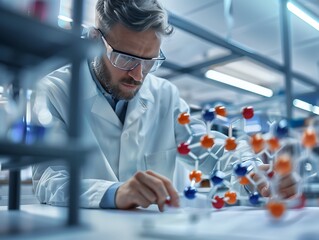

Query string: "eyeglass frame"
[[97, 29, 166, 73]]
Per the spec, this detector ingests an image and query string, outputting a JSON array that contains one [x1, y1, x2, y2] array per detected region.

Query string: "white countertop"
[[1, 203, 319, 240]]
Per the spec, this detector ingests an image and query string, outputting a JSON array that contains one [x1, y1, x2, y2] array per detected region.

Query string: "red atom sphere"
[[242, 106, 254, 119], [212, 196, 224, 209], [177, 142, 190, 155], [267, 171, 275, 179]]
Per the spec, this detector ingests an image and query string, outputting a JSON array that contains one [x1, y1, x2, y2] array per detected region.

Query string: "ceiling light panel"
[[212, 58, 284, 90]]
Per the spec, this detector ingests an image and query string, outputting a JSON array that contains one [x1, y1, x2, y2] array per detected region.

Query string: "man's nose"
[[128, 63, 143, 81]]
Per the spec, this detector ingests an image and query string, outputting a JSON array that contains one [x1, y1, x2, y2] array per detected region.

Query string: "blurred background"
[[0, 0, 318, 204]]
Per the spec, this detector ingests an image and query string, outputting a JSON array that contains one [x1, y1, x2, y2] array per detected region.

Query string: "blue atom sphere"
[[234, 163, 248, 176], [184, 186, 197, 199], [249, 192, 260, 205], [275, 119, 289, 138], [210, 170, 225, 185], [202, 108, 215, 122]]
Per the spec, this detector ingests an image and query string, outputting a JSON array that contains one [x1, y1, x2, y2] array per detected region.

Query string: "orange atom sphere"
[[250, 134, 265, 153], [200, 135, 214, 149], [302, 129, 317, 148], [225, 137, 237, 151], [239, 176, 250, 185], [267, 201, 286, 218], [215, 105, 227, 117], [224, 191, 237, 205], [177, 112, 190, 125], [189, 170, 202, 183], [274, 155, 292, 176], [267, 137, 280, 152]]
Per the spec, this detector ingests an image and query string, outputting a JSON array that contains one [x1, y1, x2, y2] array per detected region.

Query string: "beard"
[[93, 56, 142, 100]]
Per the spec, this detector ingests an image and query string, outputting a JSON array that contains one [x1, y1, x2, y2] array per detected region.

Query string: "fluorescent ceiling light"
[[287, 2, 319, 31], [205, 70, 273, 97], [293, 99, 319, 115], [313, 106, 319, 115], [58, 15, 73, 22], [293, 99, 312, 111]]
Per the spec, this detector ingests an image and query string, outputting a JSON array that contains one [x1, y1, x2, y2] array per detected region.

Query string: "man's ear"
[[86, 27, 101, 40]]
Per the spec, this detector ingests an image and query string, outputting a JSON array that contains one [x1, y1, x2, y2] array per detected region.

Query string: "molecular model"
[[175, 105, 308, 219]]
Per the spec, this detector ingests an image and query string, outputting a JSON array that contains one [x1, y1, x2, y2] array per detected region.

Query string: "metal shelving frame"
[[0, 0, 94, 227]]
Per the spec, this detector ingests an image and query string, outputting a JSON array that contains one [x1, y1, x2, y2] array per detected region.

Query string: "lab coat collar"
[[85, 60, 155, 127], [83, 60, 102, 100], [124, 76, 154, 128]]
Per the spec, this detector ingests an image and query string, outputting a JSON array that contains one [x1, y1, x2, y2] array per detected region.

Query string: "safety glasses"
[[98, 29, 166, 73]]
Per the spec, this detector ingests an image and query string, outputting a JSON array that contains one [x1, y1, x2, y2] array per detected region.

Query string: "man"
[[32, 0, 296, 212]]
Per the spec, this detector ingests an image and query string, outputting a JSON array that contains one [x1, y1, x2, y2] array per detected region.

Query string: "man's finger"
[[250, 172, 270, 197], [279, 184, 296, 199], [278, 174, 297, 199], [116, 178, 153, 209], [278, 174, 295, 189], [135, 171, 169, 208], [260, 185, 270, 197], [137, 182, 158, 203], [133, 193, 153, 208], [146, 170, 180, 207]]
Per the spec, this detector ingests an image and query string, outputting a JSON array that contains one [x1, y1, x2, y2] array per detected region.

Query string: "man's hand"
[[251, 164, 297, 199], [115, 170, 179, 212]]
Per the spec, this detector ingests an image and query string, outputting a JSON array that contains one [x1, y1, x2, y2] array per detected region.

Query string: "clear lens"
[[110, 52, 139, 69], [142, 60, 156, 73], [110, 52, 163, 73]]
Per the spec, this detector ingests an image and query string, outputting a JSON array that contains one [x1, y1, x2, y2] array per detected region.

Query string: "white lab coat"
[[32, 62, 250, 208]]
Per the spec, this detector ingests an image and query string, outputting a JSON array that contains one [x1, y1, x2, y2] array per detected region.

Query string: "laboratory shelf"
[[0, 5, 94, 69], [0, 140, 94, 159], [0, 140, 96, 170], [0, 0, 91, 231]]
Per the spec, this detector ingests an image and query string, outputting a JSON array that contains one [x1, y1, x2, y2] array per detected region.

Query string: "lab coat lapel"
[[83, 60, 122, 127], [124, 78, 154, 128], [85, 66, 155, 128], [91, 94, 122, 127]]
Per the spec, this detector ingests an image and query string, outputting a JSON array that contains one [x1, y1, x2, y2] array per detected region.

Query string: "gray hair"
[[95, 0, 173, 37]]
